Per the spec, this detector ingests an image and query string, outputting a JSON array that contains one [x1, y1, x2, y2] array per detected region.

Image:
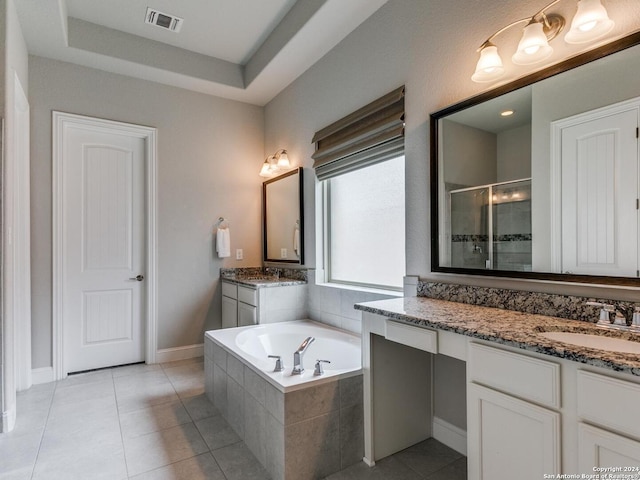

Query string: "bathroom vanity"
[[356, 297, 640, 480], [221, 276, 307, 328]]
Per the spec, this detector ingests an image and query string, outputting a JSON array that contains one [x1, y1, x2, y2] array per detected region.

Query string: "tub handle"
[[314, 359, 331, 376], [268, 355, 285, 372]]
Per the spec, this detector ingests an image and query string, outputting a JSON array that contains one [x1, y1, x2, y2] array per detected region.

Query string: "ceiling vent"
[[145, 7, 183, 33]]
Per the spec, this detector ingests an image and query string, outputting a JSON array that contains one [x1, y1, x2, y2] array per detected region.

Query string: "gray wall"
[[263, 0, 640, 434], [497, 124, 531, 182], [443, 120, 497, 188], [29, 56, 264, 368]]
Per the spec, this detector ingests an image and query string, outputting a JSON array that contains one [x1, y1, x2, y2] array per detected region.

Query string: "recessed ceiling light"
[[500, 109, 514, 117]]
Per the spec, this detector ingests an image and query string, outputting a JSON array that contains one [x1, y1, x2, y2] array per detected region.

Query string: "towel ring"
[[215, 217, 229, 228]]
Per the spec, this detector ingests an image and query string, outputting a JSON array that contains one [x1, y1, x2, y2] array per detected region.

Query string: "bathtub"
[[205, 319, 361, 392], [204, 320, 364, 479]]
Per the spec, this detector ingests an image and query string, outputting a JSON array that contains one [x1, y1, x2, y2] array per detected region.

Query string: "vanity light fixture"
[[472, 0, 614, 83], [259, 149, 292, 177]]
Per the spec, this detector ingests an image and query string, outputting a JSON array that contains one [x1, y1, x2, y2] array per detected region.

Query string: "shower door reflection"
[[449, 178, 531, 271]]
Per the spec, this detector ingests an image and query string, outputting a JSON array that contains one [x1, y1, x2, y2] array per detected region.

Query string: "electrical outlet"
[[236, 249, 243, 260], [280, 248, 287, 258]]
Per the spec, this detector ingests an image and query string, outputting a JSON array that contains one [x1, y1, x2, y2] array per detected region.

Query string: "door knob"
[[129, 275, 144, 281]]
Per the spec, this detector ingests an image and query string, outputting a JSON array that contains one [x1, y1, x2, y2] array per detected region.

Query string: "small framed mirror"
[[263, 167, 304, 264]]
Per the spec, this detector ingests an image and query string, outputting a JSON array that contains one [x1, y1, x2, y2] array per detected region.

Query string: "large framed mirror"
[[431, 32, 640, 286], [263, 167, 304, 264]]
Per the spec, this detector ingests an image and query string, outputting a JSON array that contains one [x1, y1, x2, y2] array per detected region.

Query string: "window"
[[325, 156, 405, 290], [312, 86, 406, 291]]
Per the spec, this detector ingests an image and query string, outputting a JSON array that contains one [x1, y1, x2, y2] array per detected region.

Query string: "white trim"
[[13, 72, 31, 392], [432, 416, 467, 456], [52, 112, 158, 380], [550, 95, 640, 272], [31, 367, 54, 385], [1, 407, 16, 433], [155, 344, 204, 364]]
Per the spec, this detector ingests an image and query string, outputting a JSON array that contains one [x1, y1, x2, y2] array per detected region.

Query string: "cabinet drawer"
[[221, 281, 237, 299], [237, 286, 257, 306], [385, 320, 438, 354], [468, 343, 561, 409], [577, 370, 640, 439]]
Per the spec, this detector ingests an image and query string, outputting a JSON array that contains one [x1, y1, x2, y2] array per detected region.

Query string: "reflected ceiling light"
[[259, 149, 292, 177], [472, 0, 614, 83]]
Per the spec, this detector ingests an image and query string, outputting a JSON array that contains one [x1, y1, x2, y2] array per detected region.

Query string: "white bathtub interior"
[[205, 319, 362, 392]]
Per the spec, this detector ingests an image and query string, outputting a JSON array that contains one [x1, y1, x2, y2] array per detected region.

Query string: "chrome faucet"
[[292, 337, 315, 375], [586, 301, 640, 328]]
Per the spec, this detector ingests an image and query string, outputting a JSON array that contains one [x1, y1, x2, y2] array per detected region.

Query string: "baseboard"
[[155, 343, 204, 364], [31, 367, 54, 385], [432, 416, 467, 455], [1, 406, 16, 433]]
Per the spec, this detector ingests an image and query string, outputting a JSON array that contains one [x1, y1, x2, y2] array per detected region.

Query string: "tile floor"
[[0, 357, 466, 480]]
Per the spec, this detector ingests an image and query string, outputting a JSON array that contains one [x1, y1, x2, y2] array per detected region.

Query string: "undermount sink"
[[539, 331, 640, 354]]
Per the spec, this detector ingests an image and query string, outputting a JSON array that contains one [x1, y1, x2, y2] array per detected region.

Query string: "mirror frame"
[[430, 31, 640, 286], [262, 167, 304, 264]]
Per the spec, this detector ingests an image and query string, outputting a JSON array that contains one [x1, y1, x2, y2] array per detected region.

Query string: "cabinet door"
[[238, 302, 257, 327], [467, 383, 561, 480], [221, 296, 238, 329], [578, 423, 640, 474]]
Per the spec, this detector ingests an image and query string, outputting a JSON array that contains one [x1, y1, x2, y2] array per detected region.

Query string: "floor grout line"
[[28, 382, 58, 480]]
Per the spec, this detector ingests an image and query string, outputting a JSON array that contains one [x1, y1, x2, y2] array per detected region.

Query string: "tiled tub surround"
[[355, 297, 640, 376], [204, 322, 364, 480], [418, 281, 639, 323]]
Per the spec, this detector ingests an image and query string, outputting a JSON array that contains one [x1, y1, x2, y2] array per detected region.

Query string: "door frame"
[[550, 95, 640, 272], [52, 112, 158, 380]]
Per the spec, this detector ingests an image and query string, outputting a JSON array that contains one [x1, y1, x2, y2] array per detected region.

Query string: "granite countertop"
[[355, 297, 640, 376], [222, 276, 306, 288]]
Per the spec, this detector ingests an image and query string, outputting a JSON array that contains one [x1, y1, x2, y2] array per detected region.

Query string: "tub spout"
[[292, 337, 315, 375]]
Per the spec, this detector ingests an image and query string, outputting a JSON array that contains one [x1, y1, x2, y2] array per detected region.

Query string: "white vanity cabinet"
[[576, 371, 640, 472], [220, 279, 307, 328], [467, 343, 561, 480], [221, 281, 257, 328]]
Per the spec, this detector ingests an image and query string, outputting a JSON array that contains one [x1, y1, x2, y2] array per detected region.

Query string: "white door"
[[62, 124, 146, 373], [560, 109, 639, 276]]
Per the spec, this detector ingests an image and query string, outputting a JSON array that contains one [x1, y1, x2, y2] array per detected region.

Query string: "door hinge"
[[637, 127, 639, 138], [637, 198, 639, 210]]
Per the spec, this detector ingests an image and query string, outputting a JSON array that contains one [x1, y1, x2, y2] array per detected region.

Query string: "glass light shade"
[[276, 151, 290, 168], [471, 45, 505, 83], [259, 158, 272, 177], [512, 22, 553, 65], [565, 0, 614, 44]]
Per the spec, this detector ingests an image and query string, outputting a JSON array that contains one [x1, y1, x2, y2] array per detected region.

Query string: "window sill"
[[315, 281, 404, 297]]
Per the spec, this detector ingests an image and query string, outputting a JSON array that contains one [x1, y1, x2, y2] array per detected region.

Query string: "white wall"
[[1, 0, 28, 432], [29, 56, 264, 369]]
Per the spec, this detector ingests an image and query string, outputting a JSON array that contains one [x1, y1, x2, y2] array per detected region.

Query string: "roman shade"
[[312, 86, 405, 181]]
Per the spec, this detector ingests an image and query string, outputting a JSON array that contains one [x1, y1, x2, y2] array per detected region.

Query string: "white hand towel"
[[216, 228, 231, 258], [293, 227, 300, 256]]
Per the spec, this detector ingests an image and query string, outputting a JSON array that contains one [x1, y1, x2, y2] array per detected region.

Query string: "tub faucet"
[[292, 337, 315, 375]]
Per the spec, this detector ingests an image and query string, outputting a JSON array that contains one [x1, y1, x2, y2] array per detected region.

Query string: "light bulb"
[[512, 22, 553, 65]]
